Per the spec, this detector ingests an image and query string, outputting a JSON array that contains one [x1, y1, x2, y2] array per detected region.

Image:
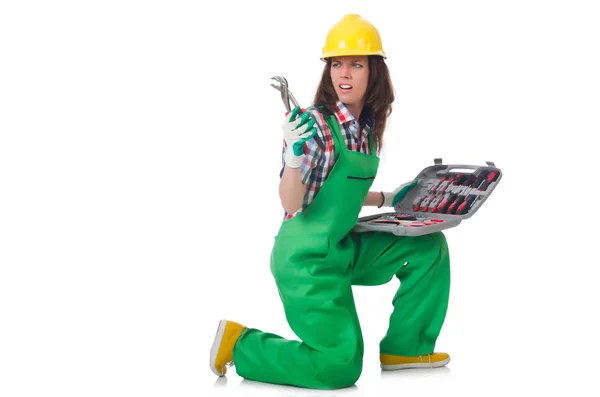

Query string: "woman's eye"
[[353, 63, 363, 68]]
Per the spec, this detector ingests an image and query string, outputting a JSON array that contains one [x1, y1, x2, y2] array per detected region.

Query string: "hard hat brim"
[[320, 49, 387, 61]]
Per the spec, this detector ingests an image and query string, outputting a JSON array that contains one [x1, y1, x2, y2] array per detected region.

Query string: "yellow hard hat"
[[321, 14, 386, 59]]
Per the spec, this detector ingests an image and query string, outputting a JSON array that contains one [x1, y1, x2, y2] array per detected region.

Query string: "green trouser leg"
[[232, 246, 363, 390], [231, 231, 449, 387], [230, 110, 383, 389], [350, 231, 451, 356]]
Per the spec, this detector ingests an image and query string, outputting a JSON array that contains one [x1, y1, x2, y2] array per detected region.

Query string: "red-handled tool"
[[435, 174, 470, 214], [413, 177, 446, 211], [455, 171, 490, 214], [429, 176, 456, 212], [459, 170, 499, 214], [422, 176, 455, 212], [447, 173, 482, 214]]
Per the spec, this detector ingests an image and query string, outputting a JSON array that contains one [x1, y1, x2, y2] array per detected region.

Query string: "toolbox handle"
[[444, 161, 499, 174], [445, 165, 481, 173]]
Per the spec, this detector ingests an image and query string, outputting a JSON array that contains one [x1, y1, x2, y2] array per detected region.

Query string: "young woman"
[[209, 14, 451, 390]]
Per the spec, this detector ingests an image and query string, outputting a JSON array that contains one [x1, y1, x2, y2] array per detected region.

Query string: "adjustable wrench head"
[[270, 76, 293, 112], [271, 75, 288, 87]]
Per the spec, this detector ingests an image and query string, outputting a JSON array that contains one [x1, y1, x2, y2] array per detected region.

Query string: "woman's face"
[[330, 56, 370, 107]]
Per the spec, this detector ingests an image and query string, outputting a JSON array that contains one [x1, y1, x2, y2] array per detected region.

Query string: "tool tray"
[[353, 158, 502, 236]]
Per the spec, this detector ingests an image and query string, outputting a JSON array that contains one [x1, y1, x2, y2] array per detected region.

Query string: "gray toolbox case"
[[352, 158, 502, 236]]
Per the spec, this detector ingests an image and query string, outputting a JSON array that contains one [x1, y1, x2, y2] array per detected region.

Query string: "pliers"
[[270, 75, 317, 157], [270, 76, 300, 113]]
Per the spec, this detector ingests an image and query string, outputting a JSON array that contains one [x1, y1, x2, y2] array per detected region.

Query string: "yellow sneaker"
[[209, 320, 246, 376], [380, 352, 450, 370]]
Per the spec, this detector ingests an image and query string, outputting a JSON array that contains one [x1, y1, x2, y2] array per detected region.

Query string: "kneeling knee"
[[319, 361, 362, 389]]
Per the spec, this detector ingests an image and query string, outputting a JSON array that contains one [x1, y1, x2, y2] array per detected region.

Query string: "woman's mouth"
[[339, 84, 353, 93]]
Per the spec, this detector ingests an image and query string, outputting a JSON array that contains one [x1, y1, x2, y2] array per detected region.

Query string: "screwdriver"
[[420, 175, 456, 212], [455, 171, 491, 215], [452, 171, 490, 215], [448, 172, 486, 214], [430, 174, 462, 213], [444, 175, 476, 214], [459, 170, 500, 214], [429, 176, 456, 212], [435, 174, 470, 214], [422, 176, 455, 212], [413, 177, 446, 211]]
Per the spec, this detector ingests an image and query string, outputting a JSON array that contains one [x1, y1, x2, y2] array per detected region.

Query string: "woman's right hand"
[[282, 106, 317, 168]]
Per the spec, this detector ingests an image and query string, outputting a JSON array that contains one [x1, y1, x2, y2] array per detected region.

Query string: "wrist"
[[381, 192, 394, 207], [377, 191, 385, 208], [284, 149, 304, 168]]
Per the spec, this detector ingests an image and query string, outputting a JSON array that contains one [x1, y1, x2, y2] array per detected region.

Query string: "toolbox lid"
[[393, 158, 503, 220]]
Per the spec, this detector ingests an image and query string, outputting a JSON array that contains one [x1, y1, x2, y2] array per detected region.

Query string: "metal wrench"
[[270, 76, 299, 113]]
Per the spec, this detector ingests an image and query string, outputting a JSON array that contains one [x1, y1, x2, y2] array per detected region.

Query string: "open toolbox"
[[353, 158, 502, 236]]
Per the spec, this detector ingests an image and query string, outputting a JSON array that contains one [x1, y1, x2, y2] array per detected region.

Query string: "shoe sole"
[[381, 356, 450, 371], [209, 320, 228, 376]]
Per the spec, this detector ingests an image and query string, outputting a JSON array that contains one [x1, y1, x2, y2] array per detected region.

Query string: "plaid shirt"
[[281, 101, 375, 219]]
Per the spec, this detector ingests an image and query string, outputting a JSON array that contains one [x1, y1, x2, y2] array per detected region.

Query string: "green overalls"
[[232, 111, 451, 389]]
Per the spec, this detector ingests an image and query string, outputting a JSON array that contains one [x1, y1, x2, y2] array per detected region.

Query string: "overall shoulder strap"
[[316, 105, 345, 158], [326, 116, 344, 158], [368, 127, 376, 155]]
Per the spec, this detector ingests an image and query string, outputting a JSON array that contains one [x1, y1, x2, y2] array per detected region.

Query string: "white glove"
[[282, 108, 316, 168], [381, 179, 419, 207]]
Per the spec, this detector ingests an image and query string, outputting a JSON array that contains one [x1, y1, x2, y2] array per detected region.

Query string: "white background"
[[1, 1, 599, 396]]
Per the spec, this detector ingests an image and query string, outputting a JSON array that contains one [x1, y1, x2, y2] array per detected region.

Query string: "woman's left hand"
[[381, 179, 419, 207]]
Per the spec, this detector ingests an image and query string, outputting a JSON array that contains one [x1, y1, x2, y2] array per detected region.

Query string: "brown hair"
[[312, 56, 395, 153]]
